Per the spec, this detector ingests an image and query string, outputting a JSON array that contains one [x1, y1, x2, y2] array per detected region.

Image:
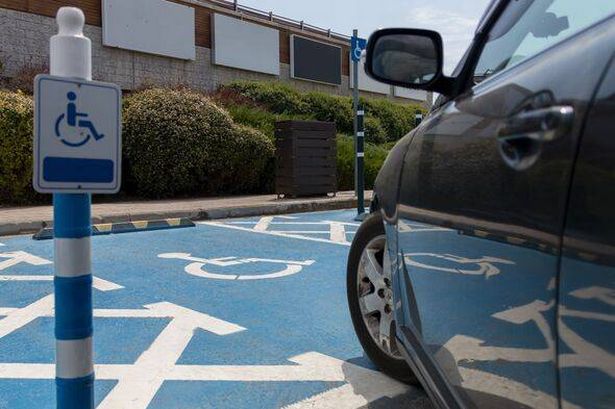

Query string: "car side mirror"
[[365, 28, 452, 95]]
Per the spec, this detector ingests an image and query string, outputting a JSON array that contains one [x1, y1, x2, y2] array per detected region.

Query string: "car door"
[[558, 56, 615, 409], [394, 3, 615, 409]]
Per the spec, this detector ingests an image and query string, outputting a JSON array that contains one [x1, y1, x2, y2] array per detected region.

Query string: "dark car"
[[346, 1, 615, 408]]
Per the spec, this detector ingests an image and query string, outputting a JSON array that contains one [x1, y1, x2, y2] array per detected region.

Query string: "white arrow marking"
[[0, 352, 410, 409], [0, 276, 123, 338], [0, 294, 54, 339], [97, 302, 245, 409], [569, 286, 615, 306], [0, 251, 51, 271]]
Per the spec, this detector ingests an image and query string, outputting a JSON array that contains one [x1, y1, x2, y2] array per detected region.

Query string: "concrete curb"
[[0, 195, 371, 237]]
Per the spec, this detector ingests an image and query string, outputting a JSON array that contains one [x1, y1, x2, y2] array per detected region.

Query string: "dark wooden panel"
[[27, 0, 101, 26], [194, 6, 211, 48], [279, 30, 290, 64], [275, 120, 337, 197], [341, 46, 350, 76], [0, 0, 27, 12]]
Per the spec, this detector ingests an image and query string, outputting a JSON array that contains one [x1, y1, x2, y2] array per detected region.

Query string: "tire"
[[347, 212, 418, 384]]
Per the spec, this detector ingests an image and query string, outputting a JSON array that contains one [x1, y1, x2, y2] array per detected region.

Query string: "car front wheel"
[[347, 212, 417, 384]]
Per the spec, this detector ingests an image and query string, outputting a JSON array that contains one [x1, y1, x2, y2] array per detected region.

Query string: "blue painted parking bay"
[[0, 210, 425, 409]]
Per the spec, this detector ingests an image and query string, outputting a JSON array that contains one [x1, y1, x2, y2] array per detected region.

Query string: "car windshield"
[[473, 0, 615, 83]]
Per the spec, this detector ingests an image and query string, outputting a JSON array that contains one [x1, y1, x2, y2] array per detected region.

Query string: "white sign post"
[[31, 7, 121, 409]]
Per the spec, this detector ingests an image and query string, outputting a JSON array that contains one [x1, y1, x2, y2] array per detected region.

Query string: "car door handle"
[[497, 106, 575, 143]]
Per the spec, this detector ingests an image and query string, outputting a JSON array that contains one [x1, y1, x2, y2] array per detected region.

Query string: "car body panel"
[[372, 13, 615, 409], [558, 56, 615, 409]]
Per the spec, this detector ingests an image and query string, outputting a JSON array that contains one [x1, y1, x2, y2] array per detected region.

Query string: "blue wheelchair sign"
[[33, 75, 121, 194], [350, 36, 367, 62], [55, 91, 105, 147]]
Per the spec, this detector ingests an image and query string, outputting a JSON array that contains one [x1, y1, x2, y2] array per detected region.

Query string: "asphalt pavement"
[[0, 209, 430, 409]]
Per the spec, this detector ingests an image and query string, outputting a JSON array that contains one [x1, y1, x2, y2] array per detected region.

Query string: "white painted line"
[[273, 231, 330, 234], [570, 286, 615, 306], [97, 302, 245, 409], [0, 275, 52, 282], [0, 275, 123, 292], [0, 352, 411, 409], [253, 216, 273, 232], [0, 308, 16, 316], [0, 251, 51, 271], [329, 222, 348, 244], [92, 277, 124, 291], [198, 222, 351, 247], [228, 221, 349, 225], [0, 294, 54, 339]]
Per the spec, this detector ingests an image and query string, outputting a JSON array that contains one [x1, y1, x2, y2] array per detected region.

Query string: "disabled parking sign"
[[33, 74, 121, 193]]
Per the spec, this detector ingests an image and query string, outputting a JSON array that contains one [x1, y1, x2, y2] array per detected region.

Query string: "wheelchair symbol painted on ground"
[[158, 253, 315, 280], [0, 249, 409, 408], [54, 91, 105, 147], [403, 253, 515, 278]]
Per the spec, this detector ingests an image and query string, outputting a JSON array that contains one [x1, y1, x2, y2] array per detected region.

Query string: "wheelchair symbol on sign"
[[353, 45, 363, 61], [159, 253, 315, 280], [55, 91, 105, 147]]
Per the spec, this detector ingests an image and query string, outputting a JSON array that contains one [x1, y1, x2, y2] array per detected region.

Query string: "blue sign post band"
[[54, 194, 92, 238], [56, 374, 95, 409], [54, 275, 93, 340]]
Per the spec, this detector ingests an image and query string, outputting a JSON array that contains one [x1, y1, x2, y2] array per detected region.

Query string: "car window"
[[473, 0, 615, 84]]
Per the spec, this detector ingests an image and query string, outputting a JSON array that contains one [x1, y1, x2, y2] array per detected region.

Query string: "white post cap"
[[50, 7, 91, 80]]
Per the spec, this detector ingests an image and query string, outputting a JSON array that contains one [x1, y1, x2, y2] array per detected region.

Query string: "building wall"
[[0, 1, 429, 105]]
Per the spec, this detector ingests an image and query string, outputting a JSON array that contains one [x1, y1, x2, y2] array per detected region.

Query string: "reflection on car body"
[[347, 1, 615, 408]]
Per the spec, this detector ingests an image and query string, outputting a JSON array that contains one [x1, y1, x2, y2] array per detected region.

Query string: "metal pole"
[[50, 8, 95, 409], [352, 29, 359, 198], [415, 113, 423, 127], [356, 106, 365, 218]]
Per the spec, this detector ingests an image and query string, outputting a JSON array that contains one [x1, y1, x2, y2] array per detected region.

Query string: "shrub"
[[222, 81, 308, 115], [6, 63, 48, 95], [363, 116, 386, 145], [0, 90, 43, 205], [223, 80, 425, 143], [222, 104, 314, 140], [122, 88, 273, 198], [302, 92, 353, 134], [361, 98, 424, 141], [336, 135, 389, 191], [225, 125, 275, 193]]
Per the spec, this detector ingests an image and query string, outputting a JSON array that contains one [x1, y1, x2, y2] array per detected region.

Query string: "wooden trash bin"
[[275, 120, 337, 197]]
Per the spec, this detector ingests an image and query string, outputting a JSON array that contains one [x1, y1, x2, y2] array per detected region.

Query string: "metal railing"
[[190, 0, 351, 42]]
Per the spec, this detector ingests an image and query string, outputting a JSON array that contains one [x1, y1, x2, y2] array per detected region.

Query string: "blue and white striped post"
[[50, 8, 95, 409], [355, 106, 366, 220]]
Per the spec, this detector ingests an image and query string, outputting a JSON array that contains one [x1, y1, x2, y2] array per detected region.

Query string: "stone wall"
[[0, 7, 425, 104]]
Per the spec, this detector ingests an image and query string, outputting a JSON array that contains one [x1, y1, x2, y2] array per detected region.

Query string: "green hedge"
[[0, 85, 393, 205], [0, 90, 43, 205], [219, 80, 426, 142], [336, 135, 389, 191], [122, 88, 274, 198]]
